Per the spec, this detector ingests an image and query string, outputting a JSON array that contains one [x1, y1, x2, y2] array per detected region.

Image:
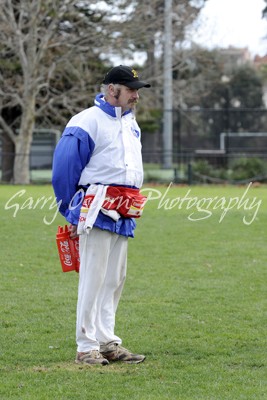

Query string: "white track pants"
[[76, 227, 128, 352]]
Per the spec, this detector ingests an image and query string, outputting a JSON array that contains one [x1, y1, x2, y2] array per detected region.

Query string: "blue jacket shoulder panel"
[[52, 127, 95, 220]]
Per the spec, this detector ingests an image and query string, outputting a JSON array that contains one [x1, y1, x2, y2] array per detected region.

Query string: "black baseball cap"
[[102, 65, 151, 89]]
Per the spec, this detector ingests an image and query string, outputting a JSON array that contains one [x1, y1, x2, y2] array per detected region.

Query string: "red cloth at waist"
[[103, 186, 147, 218], [82, 186, 147, 218]]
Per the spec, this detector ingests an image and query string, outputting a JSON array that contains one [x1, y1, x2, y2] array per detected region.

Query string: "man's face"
[[113, 85, 139, 111]]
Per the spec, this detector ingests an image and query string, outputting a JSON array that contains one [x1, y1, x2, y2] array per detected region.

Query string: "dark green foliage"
[[192, 157, 267, 183], [231, 157, 267, 181]]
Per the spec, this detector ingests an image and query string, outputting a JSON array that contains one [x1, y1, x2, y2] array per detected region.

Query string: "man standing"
[[52, 65, 150, 365]]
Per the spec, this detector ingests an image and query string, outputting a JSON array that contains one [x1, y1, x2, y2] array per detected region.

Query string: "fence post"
[[174, 167, 178, 183], [188, 162, 192, 185]]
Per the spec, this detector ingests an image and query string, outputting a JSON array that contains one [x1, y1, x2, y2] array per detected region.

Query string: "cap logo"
[[132, 69, 138, 79]]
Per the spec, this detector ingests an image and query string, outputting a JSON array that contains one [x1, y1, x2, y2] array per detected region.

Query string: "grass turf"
[[0, 183, 266, 399]]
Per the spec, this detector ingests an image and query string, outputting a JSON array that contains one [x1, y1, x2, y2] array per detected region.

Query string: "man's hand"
[[69, 224, 78, 239]]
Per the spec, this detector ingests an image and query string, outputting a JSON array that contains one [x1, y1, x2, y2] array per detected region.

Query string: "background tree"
[[170, 47, 265, 152], [201, 66, 264, 136], [0, 0, 111, 184], [0, 0, 209, 182], [108, 1, 207, 93], [103, 0, 208, 158]]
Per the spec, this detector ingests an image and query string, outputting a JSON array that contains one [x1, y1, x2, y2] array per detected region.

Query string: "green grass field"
[[0, 183, 266, 400]]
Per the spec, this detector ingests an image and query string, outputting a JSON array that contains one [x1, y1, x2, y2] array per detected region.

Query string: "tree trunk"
[[13, 97, 35, 184], [1, 131, 15, 182]]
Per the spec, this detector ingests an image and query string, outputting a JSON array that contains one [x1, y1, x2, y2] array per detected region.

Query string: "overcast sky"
[[188, 0, 267, 56]]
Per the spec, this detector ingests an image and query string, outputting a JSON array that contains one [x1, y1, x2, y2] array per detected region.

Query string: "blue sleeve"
[[52, 126, 95, 224]]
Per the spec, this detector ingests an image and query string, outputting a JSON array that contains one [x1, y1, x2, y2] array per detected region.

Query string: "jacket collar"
[[94, 93, 132, 118]]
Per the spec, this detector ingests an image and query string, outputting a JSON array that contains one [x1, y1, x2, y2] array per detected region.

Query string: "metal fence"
[[141, 107, 267, 161], [1, 108, 267, 184]]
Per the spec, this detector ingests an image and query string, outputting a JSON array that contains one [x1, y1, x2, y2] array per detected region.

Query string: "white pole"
[[163, 0, 173, 169]]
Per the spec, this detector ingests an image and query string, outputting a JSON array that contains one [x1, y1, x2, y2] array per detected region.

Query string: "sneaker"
[[75, 350, 109, 366], [100, 342, 145, 364]]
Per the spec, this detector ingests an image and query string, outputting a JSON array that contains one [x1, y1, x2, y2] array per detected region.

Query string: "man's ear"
[[108, 83, 115, 96]]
